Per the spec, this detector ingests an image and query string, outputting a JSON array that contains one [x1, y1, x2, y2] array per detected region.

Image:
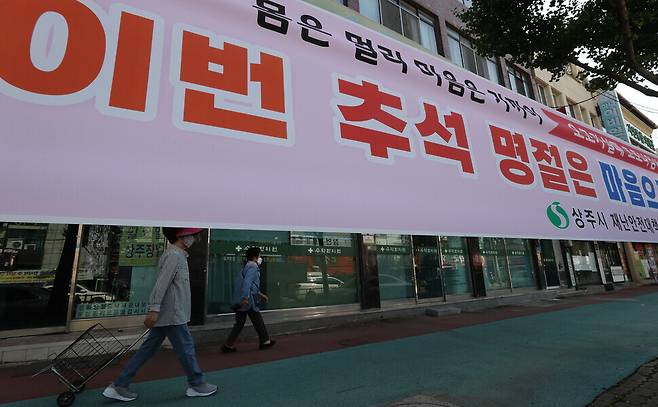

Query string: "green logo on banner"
[[546, 201, 569, 229]]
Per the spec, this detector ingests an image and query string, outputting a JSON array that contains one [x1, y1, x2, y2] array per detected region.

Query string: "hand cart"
[[35, 323, 149, 406]]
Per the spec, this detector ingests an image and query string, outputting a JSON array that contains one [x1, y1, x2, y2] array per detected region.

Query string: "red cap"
[[176, 228, 204, 237]]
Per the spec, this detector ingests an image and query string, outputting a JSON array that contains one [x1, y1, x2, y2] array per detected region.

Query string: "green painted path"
[[7, 293, 658, 407]]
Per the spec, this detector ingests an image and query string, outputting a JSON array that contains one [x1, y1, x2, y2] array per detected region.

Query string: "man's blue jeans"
[[115, 324, 204, 388]]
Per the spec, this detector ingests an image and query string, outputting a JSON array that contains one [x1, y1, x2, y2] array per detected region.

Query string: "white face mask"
[[182, 235, 195, 248], [256, 257, 263, 265]]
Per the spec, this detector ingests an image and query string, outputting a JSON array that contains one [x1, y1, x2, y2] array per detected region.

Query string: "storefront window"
[[440, 236, 472, 296], [375, 234, 414, 300], [570, 241, 601, 286], [1, 223, 77, 331], [207, 229, 359, 314], [479, 237, 510, 291], [413, 235, 443, 300], [506, 238, 536, 289], [73, 225, 166, 319]]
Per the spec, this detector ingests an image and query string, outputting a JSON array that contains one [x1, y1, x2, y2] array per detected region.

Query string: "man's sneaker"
[[186, 383, 218, 397], [259, 339, 276, 350], [102, 383, 138, 402], [221, 344, 237, 353]]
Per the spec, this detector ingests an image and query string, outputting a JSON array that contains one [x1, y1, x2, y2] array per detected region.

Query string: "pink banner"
[[1, 0, 657, 242]]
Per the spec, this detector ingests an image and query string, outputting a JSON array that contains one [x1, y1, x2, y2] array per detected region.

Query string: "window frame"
[[360, 0, 439, 54], [447, 26, 502, 85], [506, 66, 535, 99], [590, 114, 600, 129], [537, 85, 549, 106], [566, 100, 577, 119]]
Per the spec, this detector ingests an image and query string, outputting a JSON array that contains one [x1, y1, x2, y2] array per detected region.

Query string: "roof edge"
[[617, 92, 658, 129]]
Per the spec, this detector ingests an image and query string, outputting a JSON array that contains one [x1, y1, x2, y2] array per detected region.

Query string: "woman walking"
[[221, 246, 276, 352]]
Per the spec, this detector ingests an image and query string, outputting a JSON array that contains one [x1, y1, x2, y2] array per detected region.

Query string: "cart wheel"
[[56, 392, 75, 407]]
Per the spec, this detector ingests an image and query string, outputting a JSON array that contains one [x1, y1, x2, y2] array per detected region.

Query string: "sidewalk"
[[0, 285, 589, 365], [588, 358, 658, 406], [2, 285, 658, 407]]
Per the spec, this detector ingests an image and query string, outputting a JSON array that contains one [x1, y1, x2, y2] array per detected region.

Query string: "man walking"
[[102, 227, 217, 402]]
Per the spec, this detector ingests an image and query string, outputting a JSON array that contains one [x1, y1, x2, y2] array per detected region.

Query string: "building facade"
[[1, 0, 657, 340], [617, 93, 657, 154], [534, 65, 603, 130]]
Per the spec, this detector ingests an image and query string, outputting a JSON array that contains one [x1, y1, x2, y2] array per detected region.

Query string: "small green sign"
[[210, 240, 356, 257], [375, 245, 411, 255], [481, 249, 505, 256], [441, 247, 465, 256], [414, 246, 438, 255], [119, 227, 165, 267]]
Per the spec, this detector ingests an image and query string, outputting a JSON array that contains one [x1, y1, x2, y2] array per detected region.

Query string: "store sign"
[[626, 122, 655, 151], [611, 266, 625, 283], [415, 246, 439, 255], [210, 240, 355, 257], [598, 91, 629, 142], [76, 301, 149, 318], [376, 245, 411, 255], [442, 248, 466, 256], [118, 226, 165, 266], [1, 0, 658, 243], [481, 249, 505, 257], [0, 270, 56, 284]]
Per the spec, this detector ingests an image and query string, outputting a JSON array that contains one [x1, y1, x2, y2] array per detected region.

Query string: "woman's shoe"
[[221, 344, 237, 353], [259, 339, 276, 350]]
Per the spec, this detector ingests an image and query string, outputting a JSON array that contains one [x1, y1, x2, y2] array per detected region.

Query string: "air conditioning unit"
[[6, 239, 23, 250]]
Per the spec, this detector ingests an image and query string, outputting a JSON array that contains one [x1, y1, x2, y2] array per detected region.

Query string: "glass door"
[[440, 236, 472, 297], [479, 237, 511, 291], [539, 240, 560, 288], [412, 235, 443, 300], [506, 238, 537, 290], [374, 234, 415, 301]]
